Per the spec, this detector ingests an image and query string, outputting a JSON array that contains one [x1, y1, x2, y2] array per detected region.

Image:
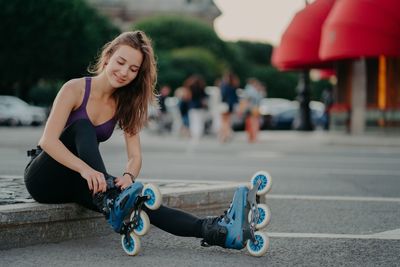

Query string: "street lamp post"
[[296, 70, 313, 131]]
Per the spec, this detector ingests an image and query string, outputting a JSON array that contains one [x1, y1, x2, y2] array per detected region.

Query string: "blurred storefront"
[[272, 0, 400, 134]]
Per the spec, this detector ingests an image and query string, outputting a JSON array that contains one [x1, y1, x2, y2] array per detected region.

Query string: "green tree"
[[134, 16, 232, 88], [134, 16, 227, 57], [158, 47, 225, 89], [134, 15, 298, 99], [236, 41, 273, 66], [0, 0, 119, 101], [248, 66, 298, 100]]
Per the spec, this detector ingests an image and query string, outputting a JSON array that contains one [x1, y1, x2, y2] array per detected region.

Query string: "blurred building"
[[86, 0, 221, 30], [272, 0, 400, 134]]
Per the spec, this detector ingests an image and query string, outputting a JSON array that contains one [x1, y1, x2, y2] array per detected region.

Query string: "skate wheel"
[[246, 231, 269, 257], [248, 204, 271, 230], [142, 183, 162, 210], [121, 232, 141, 256], [250, 171, 272, 195], [132, 211, 150, 236]]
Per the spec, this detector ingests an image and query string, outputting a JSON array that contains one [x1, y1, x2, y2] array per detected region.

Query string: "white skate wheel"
[[248, 204, 271, 230], [246, 231, 269, 257], [132, 211, 150, 236], [250, 171, 272, 195], [142, 183, 162, 210], [121, 232, 141, 256]]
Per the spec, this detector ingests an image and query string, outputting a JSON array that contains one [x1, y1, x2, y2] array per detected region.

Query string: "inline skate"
[[96, 179, 162, 256], [201, 171, 272, 257]]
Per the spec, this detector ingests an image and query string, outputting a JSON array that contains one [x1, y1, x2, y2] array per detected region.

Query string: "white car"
[[0, 96, 47, 126]]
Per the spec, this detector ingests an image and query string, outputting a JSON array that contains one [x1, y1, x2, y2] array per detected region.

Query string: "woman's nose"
[[120, 66, 129, 76]]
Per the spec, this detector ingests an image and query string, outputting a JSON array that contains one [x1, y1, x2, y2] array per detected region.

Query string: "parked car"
[[0, 96, 47, 126], [258, 98, 295, 130], [270, 101, 325, 130]]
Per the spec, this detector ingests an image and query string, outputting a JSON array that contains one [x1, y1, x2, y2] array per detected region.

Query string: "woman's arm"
[[115, 132, 142, 190], [38, 79, 107, 194]]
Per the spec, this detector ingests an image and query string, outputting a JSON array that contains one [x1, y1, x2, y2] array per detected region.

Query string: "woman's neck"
[[91, 73, 116, 100]]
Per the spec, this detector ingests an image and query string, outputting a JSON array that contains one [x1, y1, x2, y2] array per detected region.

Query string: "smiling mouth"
[[114, 74, 126, 83]]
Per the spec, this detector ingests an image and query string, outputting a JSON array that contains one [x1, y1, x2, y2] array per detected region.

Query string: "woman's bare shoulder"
[[61, 78, 85, 93], [57, 78, 86, 107]]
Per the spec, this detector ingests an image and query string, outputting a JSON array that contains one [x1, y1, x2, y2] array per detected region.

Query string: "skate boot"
[[201, 171, 272, 257], [94, 178, 162, 256]]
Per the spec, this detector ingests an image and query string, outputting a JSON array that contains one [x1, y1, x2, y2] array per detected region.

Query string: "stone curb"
[[0, 182, 261, 250]]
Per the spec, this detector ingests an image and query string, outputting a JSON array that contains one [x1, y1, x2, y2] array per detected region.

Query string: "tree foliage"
[[0, 0, 119, 100], [134, 16, 230, 89], [248, 66, 298, 100], [134, 16, 227, 56], [158, 47, 224, 89], [236, 41, 273, 66]]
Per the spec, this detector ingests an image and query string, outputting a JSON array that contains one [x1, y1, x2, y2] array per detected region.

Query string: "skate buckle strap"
[[27, 146, 42, 159]]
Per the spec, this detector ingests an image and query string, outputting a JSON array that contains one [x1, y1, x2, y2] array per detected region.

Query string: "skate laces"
[[220, 201, 233, 223], [94, 187, 120, 218]]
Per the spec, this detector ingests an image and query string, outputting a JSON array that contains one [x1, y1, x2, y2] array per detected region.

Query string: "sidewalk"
[[0, 179, 249, 250]]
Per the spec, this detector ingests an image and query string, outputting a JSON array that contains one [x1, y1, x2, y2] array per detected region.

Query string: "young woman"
[[24, 31, 226, 248]]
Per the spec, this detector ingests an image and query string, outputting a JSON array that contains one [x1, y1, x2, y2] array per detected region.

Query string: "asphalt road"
[[1, 126, 400, 266]]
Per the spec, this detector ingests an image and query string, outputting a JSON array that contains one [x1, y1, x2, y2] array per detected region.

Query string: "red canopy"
[[320, 0, 400, 60], [272, 0, 335, 70]]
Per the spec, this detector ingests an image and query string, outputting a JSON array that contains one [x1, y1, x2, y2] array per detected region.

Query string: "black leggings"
[[24, 119, 203, 238]]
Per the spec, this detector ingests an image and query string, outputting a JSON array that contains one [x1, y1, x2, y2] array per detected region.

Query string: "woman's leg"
[[143, 205, 203, 238], [143, 205, 227, 246], [24, 119, 110, 211], [24, 119, 210, 239]]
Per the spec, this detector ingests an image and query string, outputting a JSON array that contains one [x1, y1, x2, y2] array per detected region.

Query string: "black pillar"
[[296, 70, 313, 131]]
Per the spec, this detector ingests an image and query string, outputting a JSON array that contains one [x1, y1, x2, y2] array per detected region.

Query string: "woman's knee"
[[62, 119, 96, 138], [69, 119, 94, 131]]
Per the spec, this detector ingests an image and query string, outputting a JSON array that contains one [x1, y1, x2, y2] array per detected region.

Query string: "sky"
[[213, 0, 308, 45]]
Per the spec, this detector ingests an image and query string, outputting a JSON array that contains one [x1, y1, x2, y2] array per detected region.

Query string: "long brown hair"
[[89, 31, 157, 135]]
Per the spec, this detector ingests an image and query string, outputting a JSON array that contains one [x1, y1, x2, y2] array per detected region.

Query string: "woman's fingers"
[[92, 175, 99, 194], [99, 174, 107, 192], [82, 170, 107, 193], [87, 178, 93, 191]]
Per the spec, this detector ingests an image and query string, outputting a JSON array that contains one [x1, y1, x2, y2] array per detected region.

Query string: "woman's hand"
[[80, 167, 107, 194], [115, 174, 133, 190]]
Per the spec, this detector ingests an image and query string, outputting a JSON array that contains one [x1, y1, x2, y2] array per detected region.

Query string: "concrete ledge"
[[0, 181, 259, 250]]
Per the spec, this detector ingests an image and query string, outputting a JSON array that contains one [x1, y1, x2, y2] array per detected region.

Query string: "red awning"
[[320, 0, 400, 60], [272, 0, 335, 70]]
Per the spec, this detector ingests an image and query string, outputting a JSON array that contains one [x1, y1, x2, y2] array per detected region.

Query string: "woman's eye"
[[117, 61, 124, 65]]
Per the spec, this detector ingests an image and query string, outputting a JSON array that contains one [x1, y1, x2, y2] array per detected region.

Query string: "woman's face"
[[105, 44, 143, 88]]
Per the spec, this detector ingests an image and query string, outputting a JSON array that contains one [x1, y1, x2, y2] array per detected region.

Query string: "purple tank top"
[[65, 77, 117, 142]]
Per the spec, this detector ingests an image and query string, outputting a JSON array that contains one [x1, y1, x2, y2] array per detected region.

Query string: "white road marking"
[[267, 229, 400, 240], [267, 194, 400, 202], [273, 167, 399, 176]]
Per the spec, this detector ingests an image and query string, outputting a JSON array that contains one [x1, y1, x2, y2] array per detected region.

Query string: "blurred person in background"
[[175, 86, 191, 137], [219, 71, 239, 143], [243, 78, 266, 143], [156, 84, 172, 134], [185, 74, 208, 144]]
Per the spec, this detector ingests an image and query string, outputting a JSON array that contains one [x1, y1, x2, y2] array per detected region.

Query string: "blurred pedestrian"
[[219, 71, 239, 143], [175, 86, 191, 137], [156, 85, 172, 133], [184, 74, 208, 144], [243, 78, 265, 143]]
